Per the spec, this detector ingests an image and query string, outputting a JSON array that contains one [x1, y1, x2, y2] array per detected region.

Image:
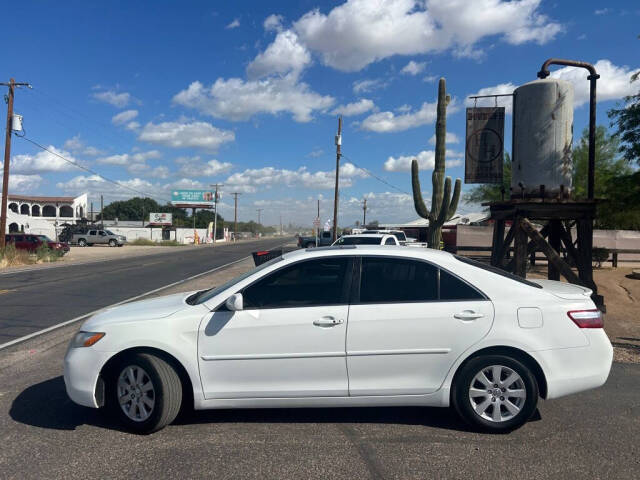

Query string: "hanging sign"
[[465, 107, 505, 184]]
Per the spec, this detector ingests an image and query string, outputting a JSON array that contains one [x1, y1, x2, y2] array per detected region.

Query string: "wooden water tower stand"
[[485, 199, 603, 310]]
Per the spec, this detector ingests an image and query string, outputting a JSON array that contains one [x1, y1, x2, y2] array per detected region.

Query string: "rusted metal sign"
[[465, 107, 505, 184]]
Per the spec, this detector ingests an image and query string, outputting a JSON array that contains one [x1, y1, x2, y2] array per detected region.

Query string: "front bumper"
[[533, 329, 613, 399], [64, 345, 114, 408]]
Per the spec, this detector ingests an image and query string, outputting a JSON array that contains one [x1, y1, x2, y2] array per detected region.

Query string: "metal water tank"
[[511, 78, 574, 198]]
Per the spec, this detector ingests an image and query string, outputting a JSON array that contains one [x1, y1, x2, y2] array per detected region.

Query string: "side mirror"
[[225, 293, 243, 311]]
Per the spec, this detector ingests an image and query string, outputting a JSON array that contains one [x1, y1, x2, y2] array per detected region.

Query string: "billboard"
[[465, 107, 505, 184], [148, 212, 172, 225], [171, 190, 214, 206]]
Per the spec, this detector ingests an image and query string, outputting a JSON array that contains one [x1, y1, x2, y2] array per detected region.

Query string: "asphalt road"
[[0, 238, 289, 345], [0, 340, 638, 479]]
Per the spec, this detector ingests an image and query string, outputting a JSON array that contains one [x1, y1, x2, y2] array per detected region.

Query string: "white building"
[[5, 193, 88, 238]]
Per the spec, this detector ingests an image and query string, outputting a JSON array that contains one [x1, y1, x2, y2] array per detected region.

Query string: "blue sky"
[[2, 0, 639, 226]]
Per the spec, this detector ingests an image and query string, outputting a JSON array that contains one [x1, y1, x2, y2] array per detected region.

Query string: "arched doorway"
[[9, 223, 19, 233], [59, 205, 73, 217], [32, 205, 40, 216], [9, 203, 18, 213], [20, 204, 30, 215], [42, 205, 56, 217]]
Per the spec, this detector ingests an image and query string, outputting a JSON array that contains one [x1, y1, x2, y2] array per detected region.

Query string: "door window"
[[242, 257, 351, 309], [384, 238, 395, 245], [359, 257, 437, 303], [99, 231, 106, 236], [439, 269, 485, 300], [89, 230, 96, 235]]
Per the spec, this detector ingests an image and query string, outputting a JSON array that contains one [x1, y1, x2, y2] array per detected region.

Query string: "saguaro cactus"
[[412, 77, 461, 249]]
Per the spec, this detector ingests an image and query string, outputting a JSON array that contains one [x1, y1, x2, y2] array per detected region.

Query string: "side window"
[[243, 257, 350, 309], [384, 238, 395, 245], [89, 230, 96, 235], [439, 269, 484, 300], [99, 231, 106, 236], [360, 257, 437, 303]]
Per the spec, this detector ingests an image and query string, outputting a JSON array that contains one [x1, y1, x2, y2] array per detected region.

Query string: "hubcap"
[[117, 365, 155, 422], [468, 365, 526, 423]]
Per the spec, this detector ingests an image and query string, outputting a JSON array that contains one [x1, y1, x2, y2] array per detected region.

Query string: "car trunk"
[[530, 279, 593, 300]]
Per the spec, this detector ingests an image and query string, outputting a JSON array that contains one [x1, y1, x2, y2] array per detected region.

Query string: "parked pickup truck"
[[72, 229, 126, 247], [297, 230, 333, 248]]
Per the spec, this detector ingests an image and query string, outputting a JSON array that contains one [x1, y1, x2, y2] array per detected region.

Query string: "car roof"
[[341, 233, 386, 238], [284, 244, 452, 261]]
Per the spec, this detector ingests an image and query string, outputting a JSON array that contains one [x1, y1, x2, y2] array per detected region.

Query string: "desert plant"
[[0, 243, 32, 267], [412, 77, 461, 248], [592, 247, 610, 268]]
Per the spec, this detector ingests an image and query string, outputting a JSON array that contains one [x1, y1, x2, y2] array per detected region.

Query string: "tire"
[[107, 353, 182, 434], [452, 354, 538, 433], [109, 239, 117, 247], [78, 238, 87, 247]]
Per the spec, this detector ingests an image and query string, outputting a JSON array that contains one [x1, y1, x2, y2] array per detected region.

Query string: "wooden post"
[[548, 220, 562, 281], [513, 217, 527, 278], [490, 219, 505, 267]]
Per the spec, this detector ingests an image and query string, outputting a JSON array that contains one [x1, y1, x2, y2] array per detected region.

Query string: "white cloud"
[[423, 75, 437, 83], [7, 174, 43, 191], [330, 98, 375, 116], [401, 60, 426, 75], [8, 147, 78, 174], [112, 109, 139, 125], [224, 162, 367, 193], [594, 8, 611, 15], [247, 30, 311, 79], [56, 175, 157, 199], [429, 132, 460, 145], [264, 14, 284, 32], [63, 136, 83, 151], [149, 166, 170, 179], [138, 121, 235, 151], [173, 77, 334, 123], [465, 82, 517, 114], [292, 0, 562, 72], [176, 156, 233, 177], [307, 149, 324, 158], [97, 150, 161, 166], [384, 149, 463, 172], [361, 100, 458, 133], [353, 78, 388, 94], [226, 18, 240, 29], [92, 89, 132, 108], [63, 135, 104, 156], [125, 121, 140, 131]]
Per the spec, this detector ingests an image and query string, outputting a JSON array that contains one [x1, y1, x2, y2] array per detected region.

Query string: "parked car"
[[64, 246, 612, 434], [363, 229, 414, 244], [5, 233, 70, 255], [332, 233, 399, 246], [71, 229, 126, 247], [297, 230, 333, 248]]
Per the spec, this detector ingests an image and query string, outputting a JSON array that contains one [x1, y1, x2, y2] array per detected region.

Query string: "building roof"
[[380, 212, 490, 229], [8, 194, 75, 204]]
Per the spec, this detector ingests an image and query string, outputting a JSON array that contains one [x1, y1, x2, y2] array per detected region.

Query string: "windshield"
[[105, 230, 115, 235], [189, 255, 284, 305], [391, 231, 407, 241], [37, 235, 52, 242], [336, 237, 381, 245]]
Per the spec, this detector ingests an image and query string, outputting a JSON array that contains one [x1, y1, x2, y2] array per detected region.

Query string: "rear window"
[[454, 255, 542, 289], [337, 237, 381, 245]]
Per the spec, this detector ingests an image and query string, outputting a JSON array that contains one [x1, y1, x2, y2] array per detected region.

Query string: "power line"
[[18, 135, 172, 203], [340, 152, 411, 196]]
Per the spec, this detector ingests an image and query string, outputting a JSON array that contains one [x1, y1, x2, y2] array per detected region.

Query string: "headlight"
[[71, 331, 105, 348]]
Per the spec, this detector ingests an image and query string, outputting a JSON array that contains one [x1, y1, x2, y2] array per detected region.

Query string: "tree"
[[608, 36, 640, 164], [463, 153, 511, 204]]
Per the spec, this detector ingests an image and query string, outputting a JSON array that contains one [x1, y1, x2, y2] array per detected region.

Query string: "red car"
[[5, 233, 70, 255]]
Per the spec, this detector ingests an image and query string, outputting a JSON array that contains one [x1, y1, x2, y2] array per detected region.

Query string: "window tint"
[[13, 235, 24, 241], [339, 237, 382, 245], [89, 230, 96, 235], [243, 258, 350, 309], [454, 255, 542, 289], [384, 238, 395, 245], [440, 269, 484, 300], [360, 257, 437, 303]]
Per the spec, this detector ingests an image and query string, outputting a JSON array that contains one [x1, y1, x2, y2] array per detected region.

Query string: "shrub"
[[130, 238, 183, 246], [592, 247, 610, 268], [0, 243, 32, 267], [130, 238, 156, 246]]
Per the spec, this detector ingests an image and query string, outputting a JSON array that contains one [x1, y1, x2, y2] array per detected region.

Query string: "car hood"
[[532, 279, 593, 300], [82, 291, 198, 330]]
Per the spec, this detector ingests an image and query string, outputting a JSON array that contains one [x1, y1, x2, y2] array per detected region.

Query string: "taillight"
[[567, 309, 603, 328]]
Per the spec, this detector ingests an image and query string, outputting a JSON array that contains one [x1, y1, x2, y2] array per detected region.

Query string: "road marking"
[[0, 255, 254, 351], [0, 289, 15, 295]]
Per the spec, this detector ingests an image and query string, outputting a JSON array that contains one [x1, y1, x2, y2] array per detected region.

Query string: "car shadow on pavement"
[[10, 376, 540, 433]]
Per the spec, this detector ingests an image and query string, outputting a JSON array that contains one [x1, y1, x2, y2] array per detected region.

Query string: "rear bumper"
[[533, 329, 613, 399]]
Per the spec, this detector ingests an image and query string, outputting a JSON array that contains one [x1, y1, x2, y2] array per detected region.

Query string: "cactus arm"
[[411, 159, 431, 219], [436, 177, 452, 226], [446, 178, 462, 221]]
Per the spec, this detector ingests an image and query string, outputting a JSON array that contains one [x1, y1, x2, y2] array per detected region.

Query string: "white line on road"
[[0, 255, 252, 351]]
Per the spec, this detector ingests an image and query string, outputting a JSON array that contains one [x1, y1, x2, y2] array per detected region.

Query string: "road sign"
[[313, 217, 321, 229], [148, 212, 172, 225], [171, 190, 214, 207], [465, 107, 505, 184]]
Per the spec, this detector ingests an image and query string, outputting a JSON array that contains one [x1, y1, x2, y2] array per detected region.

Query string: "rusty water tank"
[[511, 78, 574, 198]]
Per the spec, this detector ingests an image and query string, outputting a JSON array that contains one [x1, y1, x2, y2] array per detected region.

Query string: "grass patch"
[[130, 238, 183, 246], [0, 243, 63, 268]]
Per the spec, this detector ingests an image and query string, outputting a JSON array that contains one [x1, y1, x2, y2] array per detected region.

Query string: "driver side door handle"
[[313, 316, 344, 327], [454, 311, 484, 321]]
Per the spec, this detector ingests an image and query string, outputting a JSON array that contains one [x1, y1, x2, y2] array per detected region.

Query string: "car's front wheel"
[[78, 239, 87, 247], [452, 355, 538, 433], [107, 353, 182, 434], [109, 239, 117, 247]]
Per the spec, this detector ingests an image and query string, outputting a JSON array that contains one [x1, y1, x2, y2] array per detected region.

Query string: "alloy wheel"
[[117, 365, 155, 422], [468, 364, 526, 423]]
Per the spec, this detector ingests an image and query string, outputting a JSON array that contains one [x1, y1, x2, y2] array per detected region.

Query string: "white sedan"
[[64, 246, 612, 433]]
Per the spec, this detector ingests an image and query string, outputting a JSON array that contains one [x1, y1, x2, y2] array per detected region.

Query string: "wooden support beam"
[[491, 219, 505, 267], [520, 217, 585, 286], [548, 220, 562, 281], [513, 217, 528, 278], [558, 221, 580, 267]]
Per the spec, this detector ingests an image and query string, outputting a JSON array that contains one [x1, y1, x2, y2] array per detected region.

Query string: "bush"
[[35, 243, 64, 263], [592, 247, 610, 268], [0, 243, 32, 267], [130, 238, 183, 247]]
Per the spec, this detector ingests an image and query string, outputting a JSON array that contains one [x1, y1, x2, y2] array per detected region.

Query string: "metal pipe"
[[537, 59, 599, 200]]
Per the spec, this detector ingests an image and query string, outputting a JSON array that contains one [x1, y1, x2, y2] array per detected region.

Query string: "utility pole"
[[100, 195, 104, 229], [316, 198, 320, 247], [256, 208, 263, 225], [0, 78, 31, 249], [279, 213, 282, 236], [231, 192, 240, 242], [210, 183, 223, 247], [332, 116, 342, 242], [362, 197, 367, 227]]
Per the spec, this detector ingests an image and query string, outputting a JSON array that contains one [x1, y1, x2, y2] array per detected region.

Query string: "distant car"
[[72, 229, 126, 247], [5, 233, 70, 255], [363, 229, 410, 244], [64, 246, 612, 433], [297, 230, 333, 248], [333, 234, 399, 246]]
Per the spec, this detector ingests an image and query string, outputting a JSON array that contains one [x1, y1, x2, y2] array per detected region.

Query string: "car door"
[[198, 256, 353, 399], [97, 230, 108, 244], [87, 230, 97, 243], [346, 256, 494, 396]]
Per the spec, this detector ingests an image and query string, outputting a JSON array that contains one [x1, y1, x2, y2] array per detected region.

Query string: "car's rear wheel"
[[78, 238, 87, 247], [452, 355, 538, 433], [109, 239, 117, 247], [107, 353, 182, 434]]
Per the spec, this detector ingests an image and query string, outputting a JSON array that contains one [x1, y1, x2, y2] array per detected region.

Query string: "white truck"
[[72, 229, 126, 247]]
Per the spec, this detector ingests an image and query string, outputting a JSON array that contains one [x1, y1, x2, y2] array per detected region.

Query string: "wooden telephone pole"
[[231, 192, 240, 242], [362, 198, 367, 227], [0, 78, 31, 249], [210, 183, 223, 247], [332, 116, 342, 242]]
